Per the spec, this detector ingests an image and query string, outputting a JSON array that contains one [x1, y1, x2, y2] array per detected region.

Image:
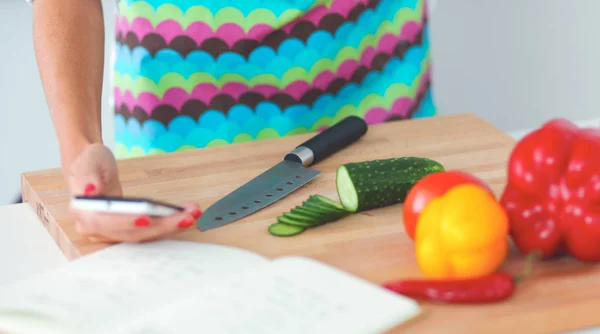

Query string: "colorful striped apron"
[[113, 0, 436, 158]]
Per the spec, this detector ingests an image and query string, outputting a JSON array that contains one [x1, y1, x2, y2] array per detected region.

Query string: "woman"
[[28, 0, 436, 243]]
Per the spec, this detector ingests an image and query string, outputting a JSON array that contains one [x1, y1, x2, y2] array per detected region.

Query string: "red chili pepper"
[[382, 252, 538, 304], [382, 272, 515, 304]]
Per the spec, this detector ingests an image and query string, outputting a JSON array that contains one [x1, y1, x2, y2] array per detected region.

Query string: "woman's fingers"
[[72, 201, 202, 243], [118, 215, 195, 242]]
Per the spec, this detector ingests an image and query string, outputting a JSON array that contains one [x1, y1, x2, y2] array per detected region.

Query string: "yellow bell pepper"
[[414, 184, 509, 279]]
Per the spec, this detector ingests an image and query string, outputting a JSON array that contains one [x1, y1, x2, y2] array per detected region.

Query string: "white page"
[[0, 240, 268, 334], [122, 256, 421, 334]]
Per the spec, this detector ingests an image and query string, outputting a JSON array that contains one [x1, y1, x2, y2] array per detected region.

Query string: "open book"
[[0, 240, 420, 334]]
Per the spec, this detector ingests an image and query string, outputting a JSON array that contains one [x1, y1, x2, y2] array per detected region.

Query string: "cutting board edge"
[[21, 173, 80, 260]]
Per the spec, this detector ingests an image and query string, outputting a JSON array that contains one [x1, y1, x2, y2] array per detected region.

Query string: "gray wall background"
[[1, 0, 599, 205]]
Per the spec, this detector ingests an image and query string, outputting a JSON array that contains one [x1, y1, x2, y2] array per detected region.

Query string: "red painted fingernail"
[[84, 184, 96, 196], [134, 216, 151, 227], [178, 218, 194, 229], [191, 208, 203, 219]]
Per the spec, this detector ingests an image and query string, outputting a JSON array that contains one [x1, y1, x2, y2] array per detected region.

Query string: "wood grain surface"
[[21, 113, 600, 333]]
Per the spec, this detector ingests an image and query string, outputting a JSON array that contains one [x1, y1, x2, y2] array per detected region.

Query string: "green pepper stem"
[[513, 250, 543, 285]]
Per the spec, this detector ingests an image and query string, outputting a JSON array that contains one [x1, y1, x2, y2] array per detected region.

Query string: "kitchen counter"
[[0, 203, 597, 333], [0, 203, 67, 287]]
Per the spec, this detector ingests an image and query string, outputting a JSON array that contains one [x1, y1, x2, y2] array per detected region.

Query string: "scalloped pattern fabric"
[[113, 0, 436, 158]]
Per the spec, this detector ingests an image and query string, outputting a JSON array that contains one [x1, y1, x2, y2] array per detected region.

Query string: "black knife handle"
[[284, 116, 368, 166]]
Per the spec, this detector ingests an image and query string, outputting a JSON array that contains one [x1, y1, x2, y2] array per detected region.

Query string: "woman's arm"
[[31, 0, 106, 169], [28, 0, 203, 242]]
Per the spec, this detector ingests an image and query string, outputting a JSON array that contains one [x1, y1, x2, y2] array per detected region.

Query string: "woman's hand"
[[65, 143, 202, 243]]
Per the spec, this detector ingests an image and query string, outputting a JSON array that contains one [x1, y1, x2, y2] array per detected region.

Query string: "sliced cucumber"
[[282, 211, 316, 222], [308, 195, 348, 212], [336, 157, 445, 212], [282, 212, 321, 225], [269, 156, 445, 237], [290, 206, 323, 220], [269, 196, 348, 237], [268, 223, 306, 236], [301, 201, 344, 216], [278, 215, 314, 228], [292, 208, 343, 224]]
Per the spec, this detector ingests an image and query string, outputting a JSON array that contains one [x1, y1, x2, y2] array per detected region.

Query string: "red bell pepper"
[[500, 118, 600, 262]]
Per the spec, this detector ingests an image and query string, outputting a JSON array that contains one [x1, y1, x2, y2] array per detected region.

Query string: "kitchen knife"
[[197, 116, 368, 231]]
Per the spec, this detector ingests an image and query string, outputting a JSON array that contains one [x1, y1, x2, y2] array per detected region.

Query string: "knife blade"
[[197, 116, 368, 231]]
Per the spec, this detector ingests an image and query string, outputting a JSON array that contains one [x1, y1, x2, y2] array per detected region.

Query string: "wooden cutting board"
[[21, 113, 600, 333]]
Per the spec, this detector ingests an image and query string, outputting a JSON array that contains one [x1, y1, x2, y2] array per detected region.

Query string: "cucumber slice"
[[301, 201, 344, 215], [301, 202, 349, 220], [270, 198, 348, 237], [268, 223, 306, 236], [283, 211, 317, 223], [308, 195, 348, 212], [336, 157, 445, 212], [305, 201, 347, 215], [290, 206, 323, 220], [282, 212, 323, 225], [291, 212, 328, 224], [291, 208, 343, 226], [278, 215, 314, 228]]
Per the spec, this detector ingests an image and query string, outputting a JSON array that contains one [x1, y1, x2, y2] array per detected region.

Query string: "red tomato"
[[402, 171, 494, 240]]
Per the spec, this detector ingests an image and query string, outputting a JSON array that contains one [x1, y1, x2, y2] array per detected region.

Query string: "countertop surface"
[[0, 203, 597, 333], [0, 203, 67, 287]]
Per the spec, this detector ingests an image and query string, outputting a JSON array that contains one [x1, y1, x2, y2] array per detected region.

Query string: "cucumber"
[[269, 156, 445, 237], [335, 157, 444, 212], [268, 223, 306, 236]]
